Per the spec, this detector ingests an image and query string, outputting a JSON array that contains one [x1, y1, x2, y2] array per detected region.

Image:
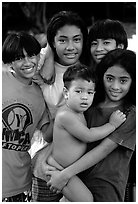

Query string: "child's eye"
[[15, 56, 24, 61], [74, 37, 81, 43], [88, 91, 95, 95], [120, 79, 128, 84], [91, 41, 97, 46], [76, 90, 82, 93], [106, 76, 113, 82], [59, 39, 66, 43], [103, 41, 110, 45]]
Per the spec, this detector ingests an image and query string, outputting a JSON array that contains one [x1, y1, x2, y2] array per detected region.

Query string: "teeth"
[[22, 67, 34, 73], [65, 54, 76, 58]]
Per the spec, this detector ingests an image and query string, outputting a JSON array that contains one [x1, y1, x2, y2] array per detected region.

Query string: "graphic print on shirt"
[[2, 103, 33, 152]]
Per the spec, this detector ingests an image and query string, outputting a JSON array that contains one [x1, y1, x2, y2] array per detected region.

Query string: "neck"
[[11, 72, 32, 85], [100, 98, 123, 108]]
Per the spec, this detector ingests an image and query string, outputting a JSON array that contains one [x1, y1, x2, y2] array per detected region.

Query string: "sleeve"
[[108, 106, 136, 151], [37, 102, 51, 130]]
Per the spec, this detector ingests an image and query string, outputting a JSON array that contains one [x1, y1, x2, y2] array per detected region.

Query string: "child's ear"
[[63, 87, 69, 100], [8, 62, 15, 73], [117, 44, 124, 49]]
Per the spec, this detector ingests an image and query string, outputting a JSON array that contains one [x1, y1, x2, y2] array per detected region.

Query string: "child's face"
[[103, 65, 132, 104], [11, 49, 40, 84], [65, 79, 95, 113], [90, 39, 120, 64], [53, 25, 83, 66]]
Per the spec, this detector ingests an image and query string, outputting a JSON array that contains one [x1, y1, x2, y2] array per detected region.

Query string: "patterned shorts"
[[2, 189, 32, 202], [32, 175, 63, 202]]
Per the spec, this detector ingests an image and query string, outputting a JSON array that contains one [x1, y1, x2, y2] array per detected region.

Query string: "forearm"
[[89, 123, 115, 141], [62, 138, 118, 179], [41, 120, 53, 143], [40, 58, 54, 81]]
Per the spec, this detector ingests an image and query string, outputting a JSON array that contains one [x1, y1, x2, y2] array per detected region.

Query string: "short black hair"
[[63, 63, 96, 89], [88, 19, 128, 50], [2, 31, 41, 64]]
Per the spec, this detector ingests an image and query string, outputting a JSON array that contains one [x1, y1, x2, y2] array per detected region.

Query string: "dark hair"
[[47, 10, 88, 64], [63, 63, 96, 89], [2, 31, 41, 64], [88, 19, 128, 51], [93, 48, 136, 107]]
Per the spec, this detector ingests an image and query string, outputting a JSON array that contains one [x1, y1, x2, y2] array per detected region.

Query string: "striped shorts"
[[31, 175, 63, 202], [2, 189, 31, 202]]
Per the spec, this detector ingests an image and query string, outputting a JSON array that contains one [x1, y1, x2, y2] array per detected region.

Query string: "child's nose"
[[81, 93, 88, 99], [96, 42, 104, 51], [112, 81, 120, 89], [66, 41, 74, 50]]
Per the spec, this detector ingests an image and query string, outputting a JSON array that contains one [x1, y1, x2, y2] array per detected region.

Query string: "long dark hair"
[[93, 49, 136, 108], [47, 10, 88, 65]]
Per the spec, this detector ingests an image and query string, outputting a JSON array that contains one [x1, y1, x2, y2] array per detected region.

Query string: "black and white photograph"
[[2, 1, 136, 202]]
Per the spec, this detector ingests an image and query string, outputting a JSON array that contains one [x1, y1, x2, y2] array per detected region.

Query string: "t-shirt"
[[40, 62, 69, 118], [2, 70, 50, 198], [82, 104, 136, 201]]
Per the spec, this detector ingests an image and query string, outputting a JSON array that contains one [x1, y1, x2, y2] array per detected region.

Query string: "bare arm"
[[59, 110, 126, 143], [63, 138, 118, 177], [33, 43, 54, 85], [39, 43, 55, 81], [46, 138, 118, 190], [41, 119, 54, 143]]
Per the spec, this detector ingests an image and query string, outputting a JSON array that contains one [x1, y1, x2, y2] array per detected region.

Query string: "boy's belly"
[[53, 142, 87, 167]]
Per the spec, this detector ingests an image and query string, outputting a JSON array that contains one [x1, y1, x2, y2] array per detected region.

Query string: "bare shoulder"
[[56, 106, 79, 128], [56, 106, 75, 122]]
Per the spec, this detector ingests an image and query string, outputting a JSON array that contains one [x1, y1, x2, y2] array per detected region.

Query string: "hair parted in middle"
[[46, 10, 88, 64]]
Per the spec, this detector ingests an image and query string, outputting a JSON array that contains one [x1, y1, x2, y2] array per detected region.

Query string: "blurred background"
[[2, 2, 136, 51]]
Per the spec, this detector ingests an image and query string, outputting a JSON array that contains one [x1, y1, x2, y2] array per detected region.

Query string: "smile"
[[64, 53, 77, 58], [95, 54, 105, 60], [110, 91, 121, 97], [22, 67, 34, 73]]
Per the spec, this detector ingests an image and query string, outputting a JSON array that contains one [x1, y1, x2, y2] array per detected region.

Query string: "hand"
[[45, 170, 69, 191], [32, 73, 45, 86], [109, 110, 126, 128]]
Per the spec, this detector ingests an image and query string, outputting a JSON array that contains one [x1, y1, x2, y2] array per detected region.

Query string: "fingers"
[[47, 180, 51, 187], [47, 181, 61, 194], [115, 110, 126, 118]]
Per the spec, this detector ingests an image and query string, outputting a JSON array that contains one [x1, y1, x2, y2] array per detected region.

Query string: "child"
[[2, 32, 52, 201], [31, 10, 88, 202], [46, 49, 136, 202], [87, 19, 128, 69], [44, 63, 126, 202], [33, 10, 88, 119]]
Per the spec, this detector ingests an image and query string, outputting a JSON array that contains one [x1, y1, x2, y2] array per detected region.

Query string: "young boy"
[[42, 63, 126, 201], [2, 32, 52, 201], [87, 19, 128, 69]]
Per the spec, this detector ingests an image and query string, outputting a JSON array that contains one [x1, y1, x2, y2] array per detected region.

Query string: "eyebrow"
[[105, 74, 130, 79], [58, 34, 82, 38]]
